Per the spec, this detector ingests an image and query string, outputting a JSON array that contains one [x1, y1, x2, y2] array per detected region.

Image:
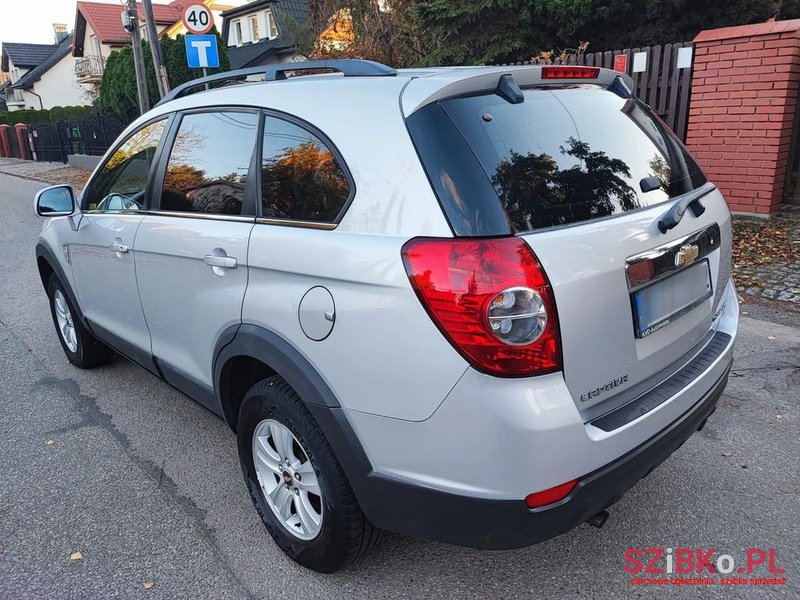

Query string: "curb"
[[0, 169, 55, 185]]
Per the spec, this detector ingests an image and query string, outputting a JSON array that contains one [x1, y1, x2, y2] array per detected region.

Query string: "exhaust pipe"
[[586, 510, 610, 529]]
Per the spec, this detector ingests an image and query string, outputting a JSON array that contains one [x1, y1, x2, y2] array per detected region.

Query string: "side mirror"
[[34, 185, 76, 217], [639, 176, 662, 194]]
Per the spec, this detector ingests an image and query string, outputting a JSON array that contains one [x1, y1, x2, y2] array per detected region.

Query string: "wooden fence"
[[497, 42, 695, 141]]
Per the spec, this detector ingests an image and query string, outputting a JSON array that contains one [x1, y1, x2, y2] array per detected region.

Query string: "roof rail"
[[156, 59, 397, 106]]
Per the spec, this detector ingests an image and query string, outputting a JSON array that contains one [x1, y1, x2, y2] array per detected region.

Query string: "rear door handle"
[[109, 242, 129, 254], [203, 254, 238, 269]]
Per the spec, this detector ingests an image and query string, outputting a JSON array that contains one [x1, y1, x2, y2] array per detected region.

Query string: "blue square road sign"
[[185, 34, 220, 69]]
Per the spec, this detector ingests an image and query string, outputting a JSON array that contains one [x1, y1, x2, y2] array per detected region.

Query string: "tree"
[[262, 141, 348, 221], [414, 0, 530, 65], [99, 28, 230, 117], [413, 0, 800, 66], [285, 1, 431, 67], [492, 137, 637, 230]]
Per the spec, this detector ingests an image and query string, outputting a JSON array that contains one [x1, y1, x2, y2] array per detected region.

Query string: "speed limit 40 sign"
[[182, 3, 214, 35]]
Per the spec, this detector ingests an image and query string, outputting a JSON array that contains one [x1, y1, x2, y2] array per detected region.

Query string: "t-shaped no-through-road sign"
[[185, 34, 220, 69]]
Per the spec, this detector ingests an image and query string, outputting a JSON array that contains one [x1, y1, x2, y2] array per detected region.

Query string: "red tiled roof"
[[76, 1, 188, 45]]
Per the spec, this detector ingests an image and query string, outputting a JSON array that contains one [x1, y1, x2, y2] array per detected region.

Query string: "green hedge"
[[0, 105, 97, 126]]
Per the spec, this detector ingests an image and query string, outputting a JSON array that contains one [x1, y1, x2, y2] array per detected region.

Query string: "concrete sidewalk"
[[0, 158, 91, 189]]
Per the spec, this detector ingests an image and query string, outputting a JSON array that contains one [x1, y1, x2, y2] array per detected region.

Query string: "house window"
[[249, 14, 260, 41], [266, 10, 278, 38], [90, 34, 102, 57], [231, 19, 243, 46]]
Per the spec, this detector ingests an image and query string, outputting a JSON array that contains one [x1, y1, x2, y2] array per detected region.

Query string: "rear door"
[[133, 110, 259, 407], [425, 84, 731, 418]]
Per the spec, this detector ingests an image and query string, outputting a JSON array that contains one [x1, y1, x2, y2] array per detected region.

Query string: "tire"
[[237, 375, 380, 572], [47, 274, 113, 369]]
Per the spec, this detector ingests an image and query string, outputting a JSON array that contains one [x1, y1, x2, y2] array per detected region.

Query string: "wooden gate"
[[497, 42, 695, 141]]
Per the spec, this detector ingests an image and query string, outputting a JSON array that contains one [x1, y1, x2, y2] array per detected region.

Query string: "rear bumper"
[[350, 361, 730, 549]]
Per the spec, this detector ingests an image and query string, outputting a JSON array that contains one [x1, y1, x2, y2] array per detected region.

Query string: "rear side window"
[[410, 85, 707, 234], [260, 116, 350, 223], [84, 119, 166, 211], [160, 111, 259, 215]]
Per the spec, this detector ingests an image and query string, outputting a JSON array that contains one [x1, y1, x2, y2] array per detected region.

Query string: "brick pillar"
[[686, 20, 800, 215], [0, 125, 10, 158], [14, 124, 30, 160]]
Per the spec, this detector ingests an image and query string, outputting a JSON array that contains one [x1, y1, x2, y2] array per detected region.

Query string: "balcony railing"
[[75, 56, 105, 82], [7, 89, 25, 104]]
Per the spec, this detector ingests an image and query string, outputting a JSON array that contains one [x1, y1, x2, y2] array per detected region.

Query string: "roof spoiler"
[[400, 66, 634, 116], [156, 59, 397, 106]]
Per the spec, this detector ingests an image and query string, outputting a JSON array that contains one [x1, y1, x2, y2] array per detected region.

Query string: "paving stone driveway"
[[736, 210, 800, 306]]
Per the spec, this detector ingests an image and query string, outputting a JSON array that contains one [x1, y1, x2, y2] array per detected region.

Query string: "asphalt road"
[[0, 171, 798, 599]]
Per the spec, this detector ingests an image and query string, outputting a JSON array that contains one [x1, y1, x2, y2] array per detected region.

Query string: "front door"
[[134, 110, 259, 407], [70, 118, 168, 363]]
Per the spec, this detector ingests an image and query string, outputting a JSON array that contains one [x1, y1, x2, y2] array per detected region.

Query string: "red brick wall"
[[686, 20, 800, 215]]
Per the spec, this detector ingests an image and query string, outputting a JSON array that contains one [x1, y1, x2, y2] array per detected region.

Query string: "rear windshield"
[[410, 85, 707, 235]]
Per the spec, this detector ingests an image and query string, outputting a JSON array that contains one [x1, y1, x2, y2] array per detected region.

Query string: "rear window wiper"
[[657, 185, 715, 234]]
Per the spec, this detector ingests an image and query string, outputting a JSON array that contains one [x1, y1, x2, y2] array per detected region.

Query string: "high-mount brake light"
[[541, 66, 600, 79], [401, 237, 561, 377]]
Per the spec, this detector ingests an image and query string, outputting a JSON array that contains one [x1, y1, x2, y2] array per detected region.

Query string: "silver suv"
[[34, 60, 738, 572]]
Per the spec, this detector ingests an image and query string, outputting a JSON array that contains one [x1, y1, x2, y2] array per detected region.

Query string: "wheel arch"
[[214, 324, 341, 432], [213, 324, 376, 516], [35, 242, 88, 329]]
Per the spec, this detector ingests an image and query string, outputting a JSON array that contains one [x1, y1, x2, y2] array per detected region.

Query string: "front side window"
[[160, 111, 259, 215], [84, 118, 167, 211], [261, 116, 351, 223]]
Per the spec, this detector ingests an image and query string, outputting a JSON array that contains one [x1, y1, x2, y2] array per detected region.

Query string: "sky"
[[0, 0, 175, 46]]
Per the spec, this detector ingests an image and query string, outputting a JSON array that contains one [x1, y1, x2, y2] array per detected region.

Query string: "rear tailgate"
[[405, 74, 732, 418], [519, 193, 731, 417]]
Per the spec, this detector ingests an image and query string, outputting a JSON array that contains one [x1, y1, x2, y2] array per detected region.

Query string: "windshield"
[[422, 85, 707, 233]]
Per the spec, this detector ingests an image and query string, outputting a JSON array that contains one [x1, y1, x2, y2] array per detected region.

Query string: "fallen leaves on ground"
[[42, 166, 92, 189], [69, 551, 83, 561], [45, 439, 55, 446], [143, 582, 154, 590], [732, 217, 800, 288]]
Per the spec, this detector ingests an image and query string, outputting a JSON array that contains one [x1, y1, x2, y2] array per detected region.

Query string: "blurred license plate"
[[633, 260, 712, 338]]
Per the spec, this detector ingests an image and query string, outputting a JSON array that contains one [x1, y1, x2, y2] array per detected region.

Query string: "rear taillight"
[[401, 237, 561, 377], [541, 66, 600, 79]]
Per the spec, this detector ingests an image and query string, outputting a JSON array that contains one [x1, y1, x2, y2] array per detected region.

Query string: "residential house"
[[72, 0, 244, 90], [2, 27, 92, 111], [221, 0, 309, 68], [0, 71, 9, 112], [220, 1, 357, 69]]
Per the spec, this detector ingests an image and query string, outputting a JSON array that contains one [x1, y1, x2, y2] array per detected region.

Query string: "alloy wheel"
[[252, 418, 323, 540]]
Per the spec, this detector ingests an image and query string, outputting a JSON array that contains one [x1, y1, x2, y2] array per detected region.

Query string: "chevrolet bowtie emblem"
[[675, 243, 700, 267]]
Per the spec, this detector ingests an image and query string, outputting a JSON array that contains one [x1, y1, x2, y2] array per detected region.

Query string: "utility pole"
[[142, 0, 171, 98], [123, 0, 150, 114]]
